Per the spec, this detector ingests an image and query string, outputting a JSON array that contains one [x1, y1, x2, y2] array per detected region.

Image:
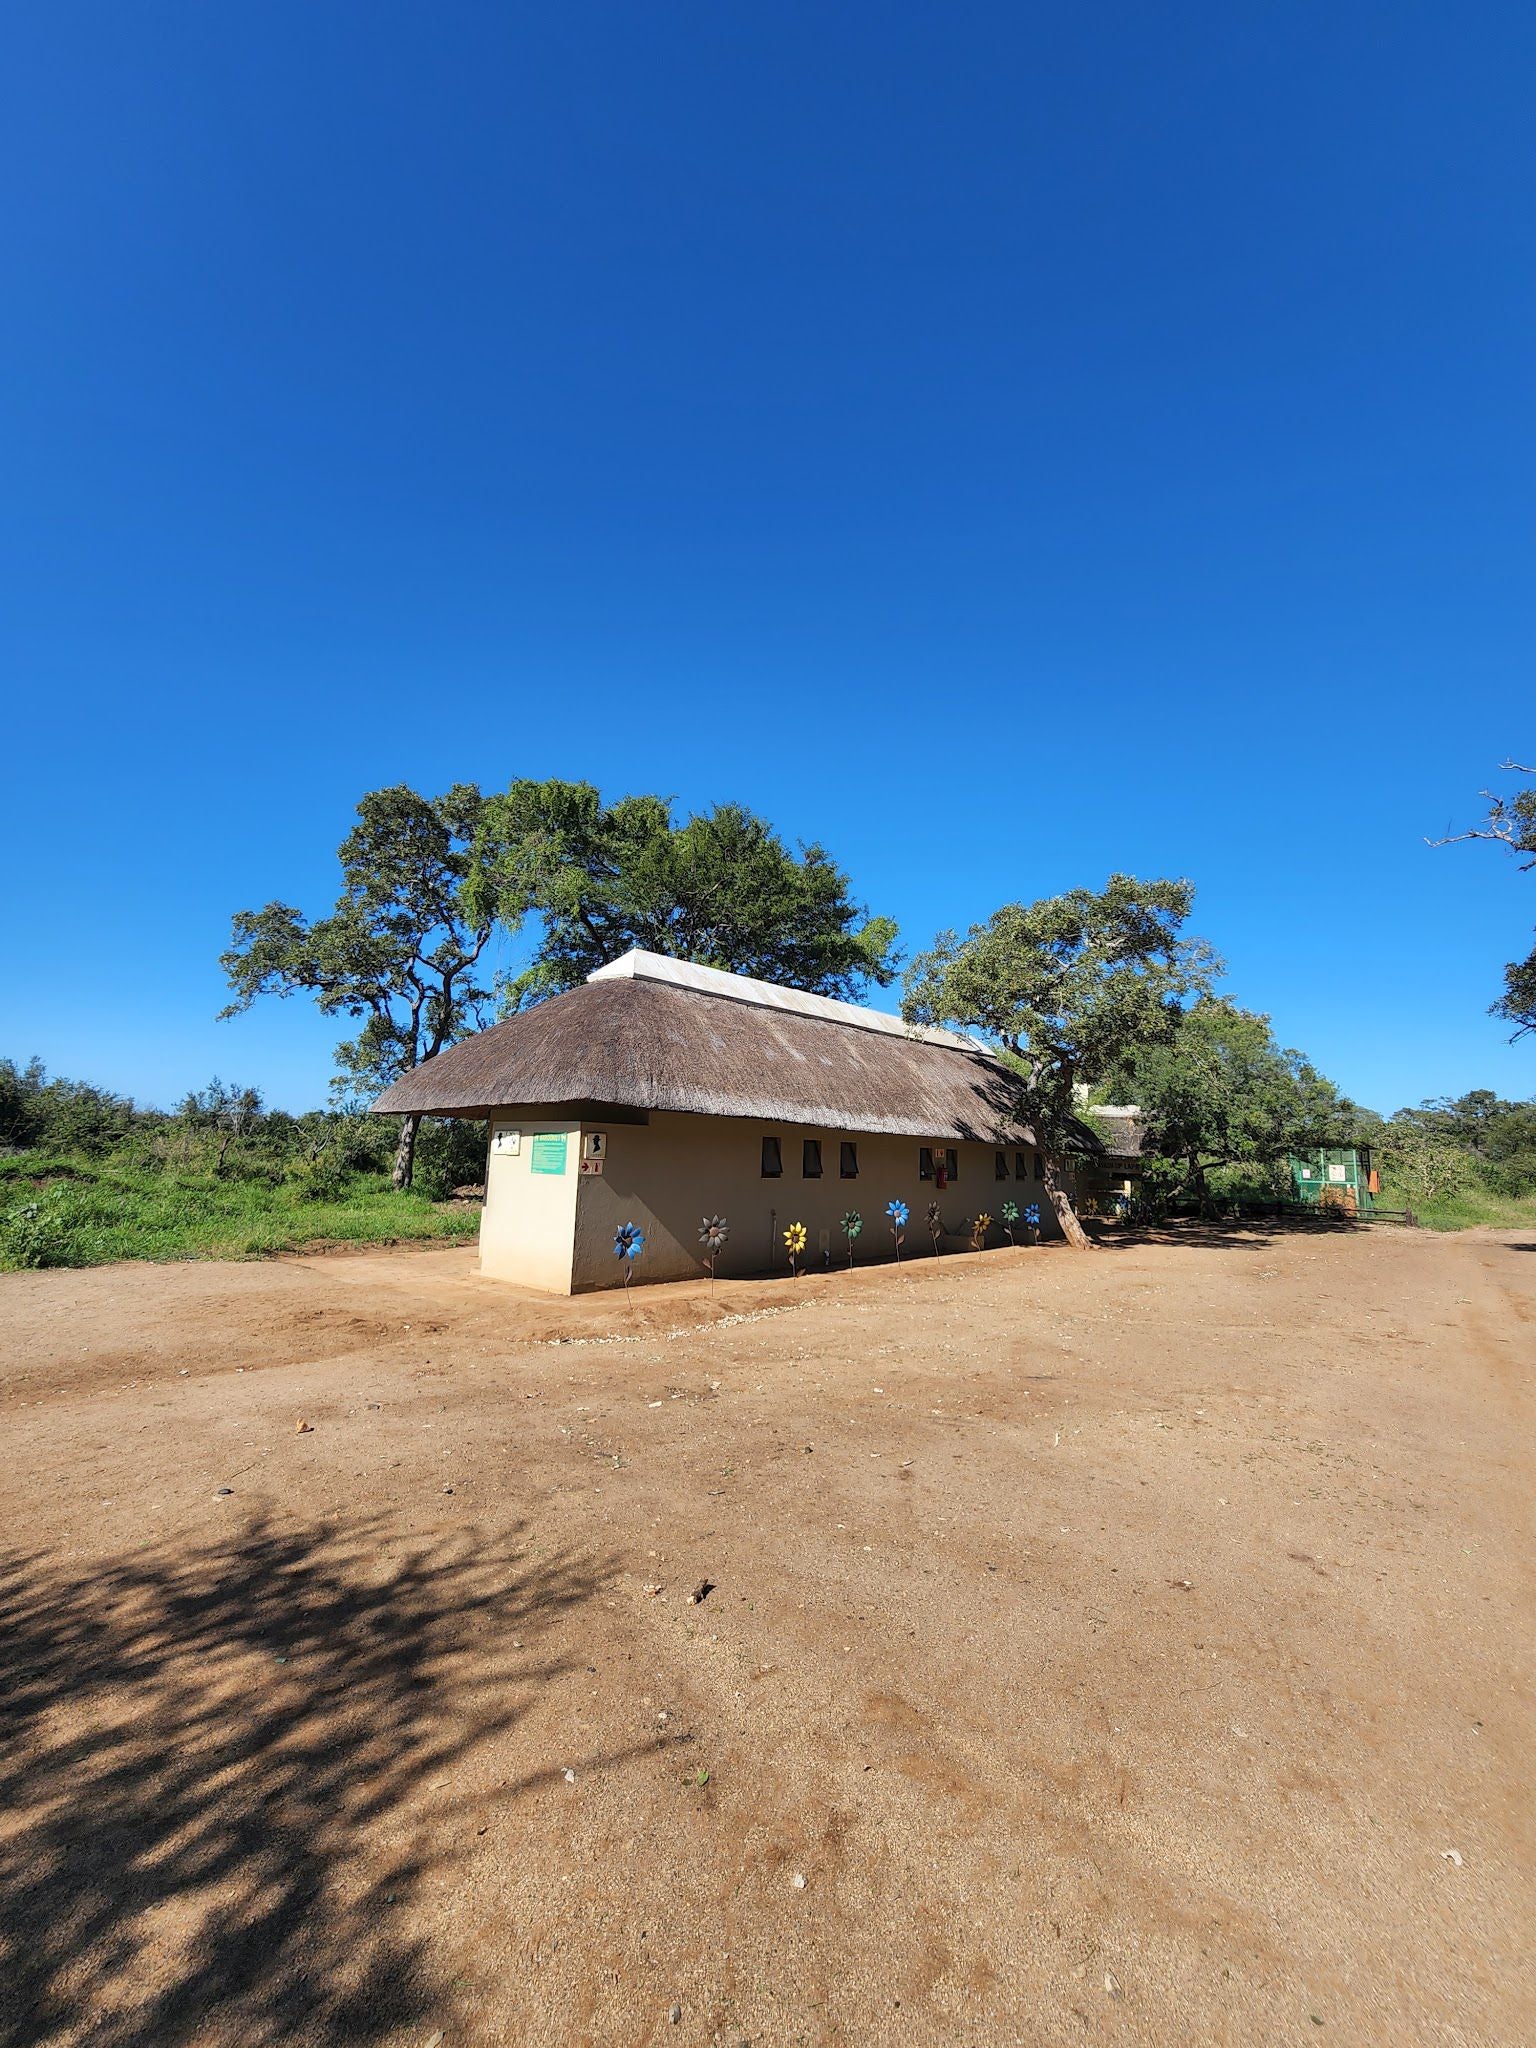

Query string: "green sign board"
[[530, 1132, 568, 1176]]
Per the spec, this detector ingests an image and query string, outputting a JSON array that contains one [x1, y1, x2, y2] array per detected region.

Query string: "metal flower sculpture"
[[698, 1214, 729, 1292], [614, 1220, 645, 1292], [926, 1199, 943, 1256], [783, 1219, 808, 1279], [886, 1198, 908, 1262], [970, 1210, 992, 1252], [840, 1209, 863, 1269], [1001, 1198, 1020, 1246], [1024, 1201, 1041, 1245]]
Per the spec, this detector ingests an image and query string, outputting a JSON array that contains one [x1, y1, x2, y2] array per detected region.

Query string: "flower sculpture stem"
[[784, 1220, 807, 1280], [698, 1214, 729, 1295], [886, 1199, 908, 1264], [614, 1220, 646, 1295], [840, 1209, 863, 1270]]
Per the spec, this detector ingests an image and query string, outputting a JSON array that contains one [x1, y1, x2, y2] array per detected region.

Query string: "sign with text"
[[530, 1132, 568, 1176]]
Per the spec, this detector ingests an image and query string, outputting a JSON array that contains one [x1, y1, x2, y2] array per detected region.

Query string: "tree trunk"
[[1041, 1149, 1091, 1250], [392, 1112, 421, 1191]]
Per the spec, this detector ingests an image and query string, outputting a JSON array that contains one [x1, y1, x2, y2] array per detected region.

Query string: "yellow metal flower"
[[975, 1212, 992, 1233], [783, 1221, 808, 1254]]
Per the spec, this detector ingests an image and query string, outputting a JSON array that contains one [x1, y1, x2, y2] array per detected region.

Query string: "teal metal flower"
[[839, 1208, 863, 1268], [1001, 1200, 1020, 1224]]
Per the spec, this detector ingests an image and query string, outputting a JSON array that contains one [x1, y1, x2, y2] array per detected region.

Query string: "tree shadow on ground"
[[1084, 1214, 1381, 1253], [0, 1511, 609, 2048]]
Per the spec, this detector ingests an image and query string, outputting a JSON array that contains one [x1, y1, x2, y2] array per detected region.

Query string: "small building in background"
[[1289, 1144, 1378, 1215], [1081, 1105, 1146, 1214], [372, 949, 1101, 1292]]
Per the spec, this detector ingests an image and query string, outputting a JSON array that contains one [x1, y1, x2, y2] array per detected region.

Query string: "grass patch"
[[1407, 1185, 1536, 1234], [0, 1152, 481, 1270]]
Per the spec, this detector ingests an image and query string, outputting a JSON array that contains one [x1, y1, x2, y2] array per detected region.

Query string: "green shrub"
[[414, 1117, 487, 1198], [0, 1188, 92, 1269], [288, 1156, 352, 1203]]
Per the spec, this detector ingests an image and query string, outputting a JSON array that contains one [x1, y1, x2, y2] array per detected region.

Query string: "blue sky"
[[1, 0, 1531, 1116]]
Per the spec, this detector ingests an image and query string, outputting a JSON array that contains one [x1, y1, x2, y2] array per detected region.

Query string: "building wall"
[[566, 1111, 1058, 1291], [479, 1119, 581, 1292]]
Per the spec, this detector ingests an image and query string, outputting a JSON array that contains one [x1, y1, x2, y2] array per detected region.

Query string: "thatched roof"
[[1090, 1107, 1148, 1162], [372, 950, 1077, 1146]]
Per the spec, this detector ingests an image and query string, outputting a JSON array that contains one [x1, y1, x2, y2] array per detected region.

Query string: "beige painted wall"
[[566, 1112, 1059, 1291], [479, 1120, 581, 1292]]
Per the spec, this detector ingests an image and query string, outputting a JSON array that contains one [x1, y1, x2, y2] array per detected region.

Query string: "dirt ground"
[[1, 1222, 1532, 2048]]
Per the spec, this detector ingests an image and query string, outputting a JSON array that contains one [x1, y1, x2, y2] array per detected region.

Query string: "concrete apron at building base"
[[478, 1109, 1075, 1294]]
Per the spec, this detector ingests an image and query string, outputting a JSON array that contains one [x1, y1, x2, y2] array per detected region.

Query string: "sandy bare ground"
[[1, 1222, 1532, 2048]]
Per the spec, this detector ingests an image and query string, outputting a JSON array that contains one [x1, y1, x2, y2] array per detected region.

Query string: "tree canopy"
[[1098, 999, 1360, 1205], [221, 777, 898, 1187], [220, 783, 496, 1185], [468, 779, 899, 1007], [902, 875, 1218, 1245], [1436, 761, 1536, 1036]]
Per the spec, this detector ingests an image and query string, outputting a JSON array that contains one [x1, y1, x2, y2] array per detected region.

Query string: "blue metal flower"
[[614, 1221, 645, 1260], [1024, 1203, 1040, 1228], [886, 1199, 909, 1226]]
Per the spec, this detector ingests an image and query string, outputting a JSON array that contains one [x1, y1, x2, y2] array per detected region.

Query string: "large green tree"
[[1436, 761, 1536, 1035], [1101, 999, 1360, 1209], [469, 779, 899, 1006], [221, 784, 496, 1188], [902, 875, 1218, 1247]]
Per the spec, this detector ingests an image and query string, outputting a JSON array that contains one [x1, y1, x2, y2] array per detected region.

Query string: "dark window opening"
[[761, 1135, 782, 1178], [802, 1138, 823, 1178], [946, 1148, 959, 1181], [840, 1142, 858, 1179], [994, 1150, 1009, 1181], [1015, 1152, 1029, 1180], [919, 1146, 934, 1180], [1034, 1151, 1043, 1180]]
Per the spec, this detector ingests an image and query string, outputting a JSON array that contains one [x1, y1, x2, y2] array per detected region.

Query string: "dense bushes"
[[1371, 1091, 1536, 1221], [0, 1057, 136, 1156]]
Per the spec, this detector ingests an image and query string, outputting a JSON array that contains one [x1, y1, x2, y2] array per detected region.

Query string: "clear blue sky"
[[1, 1, 1531, 1116]]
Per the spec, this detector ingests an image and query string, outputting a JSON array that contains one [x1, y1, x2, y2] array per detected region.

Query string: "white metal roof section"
[[588, 947, 987, 1052]]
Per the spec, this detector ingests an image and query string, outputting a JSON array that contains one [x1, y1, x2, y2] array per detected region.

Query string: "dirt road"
[[2, 1223, 1532, 2047]]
